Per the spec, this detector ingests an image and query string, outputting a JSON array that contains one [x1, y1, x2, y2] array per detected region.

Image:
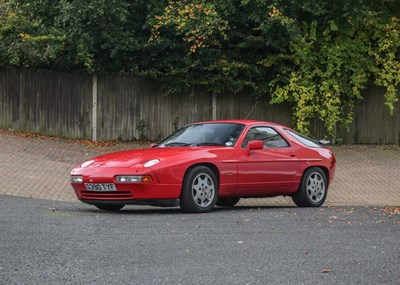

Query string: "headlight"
[[71, 175, 83, 183], [143, 159, 160, 168], [116, 175, 153, 183]]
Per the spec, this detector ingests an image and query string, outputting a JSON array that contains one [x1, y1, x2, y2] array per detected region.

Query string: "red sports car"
[[71, 120, 336, 213]]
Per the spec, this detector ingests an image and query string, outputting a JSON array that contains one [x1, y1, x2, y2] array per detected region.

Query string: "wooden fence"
[[0, 66, 92, 139], [0, 65, 399, 144]]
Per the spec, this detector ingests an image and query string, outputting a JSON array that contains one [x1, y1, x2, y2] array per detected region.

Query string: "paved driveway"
[[0, 131, 399, 206]]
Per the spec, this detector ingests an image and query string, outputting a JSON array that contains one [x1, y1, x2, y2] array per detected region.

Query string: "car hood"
[[77, 147, 207, 168]]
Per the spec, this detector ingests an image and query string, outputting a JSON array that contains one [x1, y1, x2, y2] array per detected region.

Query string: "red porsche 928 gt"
[[71, 120, 336, 213]]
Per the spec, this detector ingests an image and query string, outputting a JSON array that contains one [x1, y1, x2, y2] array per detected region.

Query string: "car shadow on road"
[[78, 205, 298, 215]]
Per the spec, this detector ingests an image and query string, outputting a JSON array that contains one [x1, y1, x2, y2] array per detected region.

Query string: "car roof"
[[193, 119, 282, 127]]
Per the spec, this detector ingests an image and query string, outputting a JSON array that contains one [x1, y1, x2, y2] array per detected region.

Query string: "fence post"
[[92, 75, 97, 141], [212, 92, 217, 120]]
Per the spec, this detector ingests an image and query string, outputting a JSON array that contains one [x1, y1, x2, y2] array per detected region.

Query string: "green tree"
[[0, 0, 65, 67], [0, 0, 164, 73], [150, 0, 399, 139], [1, 0, 399, 139], [268, 0, 400, 138]]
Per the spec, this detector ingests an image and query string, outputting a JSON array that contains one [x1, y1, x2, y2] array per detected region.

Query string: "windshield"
[[157, 123, 245, 147]]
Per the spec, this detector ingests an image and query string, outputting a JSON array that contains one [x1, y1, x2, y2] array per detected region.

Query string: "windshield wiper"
[[195, 142, 225, 146], [164, 142, 192, 147]]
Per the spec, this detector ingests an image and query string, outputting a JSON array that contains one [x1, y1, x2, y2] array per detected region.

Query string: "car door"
[[236, 126, 300, 196]]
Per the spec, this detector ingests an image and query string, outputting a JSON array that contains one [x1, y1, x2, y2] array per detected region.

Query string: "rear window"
[[285, 129, 321, 148]]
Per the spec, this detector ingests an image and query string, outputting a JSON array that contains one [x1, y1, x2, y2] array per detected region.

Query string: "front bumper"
[[80, 198, 180, 207], [70, 166, 182, 202], [71, 183, 182, 201]]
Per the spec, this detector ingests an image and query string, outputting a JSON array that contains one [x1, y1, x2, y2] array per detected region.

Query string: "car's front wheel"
[[180, 166, 218, 213], [292, 167, 328, 207], [94, 204, 125, 211]]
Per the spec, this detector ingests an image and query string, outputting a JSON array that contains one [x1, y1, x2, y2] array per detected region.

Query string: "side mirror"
[[247, 140, 263, 154], [318, 140, 330, 145]]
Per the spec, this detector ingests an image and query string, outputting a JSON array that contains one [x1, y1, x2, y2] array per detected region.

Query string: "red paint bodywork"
[[71, 120, 336, 205]]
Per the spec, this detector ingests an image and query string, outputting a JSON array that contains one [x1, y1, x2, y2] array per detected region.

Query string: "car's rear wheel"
[[292, 167, 328, 207], [94, 204, 125, 211], [180, 166, 218, 213], [216, 197, 240, 207]]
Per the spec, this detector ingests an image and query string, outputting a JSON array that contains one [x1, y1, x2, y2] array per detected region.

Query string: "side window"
[[285, 129, 321, 148], [242, 127, 289, 148]]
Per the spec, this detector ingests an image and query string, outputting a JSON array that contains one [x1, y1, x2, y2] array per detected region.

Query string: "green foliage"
[[268, 0, 400, 138], [0, 0, 163, 73], [136, 119, 148, 141], [173, 116, 180, 131], [150, 0, 228, 54], [155, 133, 164, 142], [1, 0, 399, 139], [371, 16, 400, 114], [0, 0, 65, 67], [148, 0, 294, 96]]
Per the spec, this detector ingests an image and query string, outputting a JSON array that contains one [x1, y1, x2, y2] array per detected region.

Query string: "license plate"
[[85, 183, 117, 192]]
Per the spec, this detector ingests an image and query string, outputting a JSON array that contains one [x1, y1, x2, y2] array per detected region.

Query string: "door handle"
[[290, 150, 296, 157]]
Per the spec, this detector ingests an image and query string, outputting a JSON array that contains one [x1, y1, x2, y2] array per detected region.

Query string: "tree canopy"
[[1, 0, 399, 139]]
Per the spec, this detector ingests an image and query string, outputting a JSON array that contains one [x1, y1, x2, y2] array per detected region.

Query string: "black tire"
[[180, 166, 218, 213], [292, 167, 328, 207], [94, 204, 125, 211], [216, 197, 240, 207]]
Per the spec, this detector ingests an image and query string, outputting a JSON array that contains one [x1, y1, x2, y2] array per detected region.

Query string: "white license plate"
[[85, 183, 117, 192]]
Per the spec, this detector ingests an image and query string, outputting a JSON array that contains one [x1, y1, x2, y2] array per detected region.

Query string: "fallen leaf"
[[49, 208, 59, 212], [381, 206, 400, 215], [322, 269, 332, 273], [0, 128, 121, 148]]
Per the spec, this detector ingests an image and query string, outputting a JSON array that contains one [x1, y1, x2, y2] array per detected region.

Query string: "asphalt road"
[[0, 195, 399, 285]]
